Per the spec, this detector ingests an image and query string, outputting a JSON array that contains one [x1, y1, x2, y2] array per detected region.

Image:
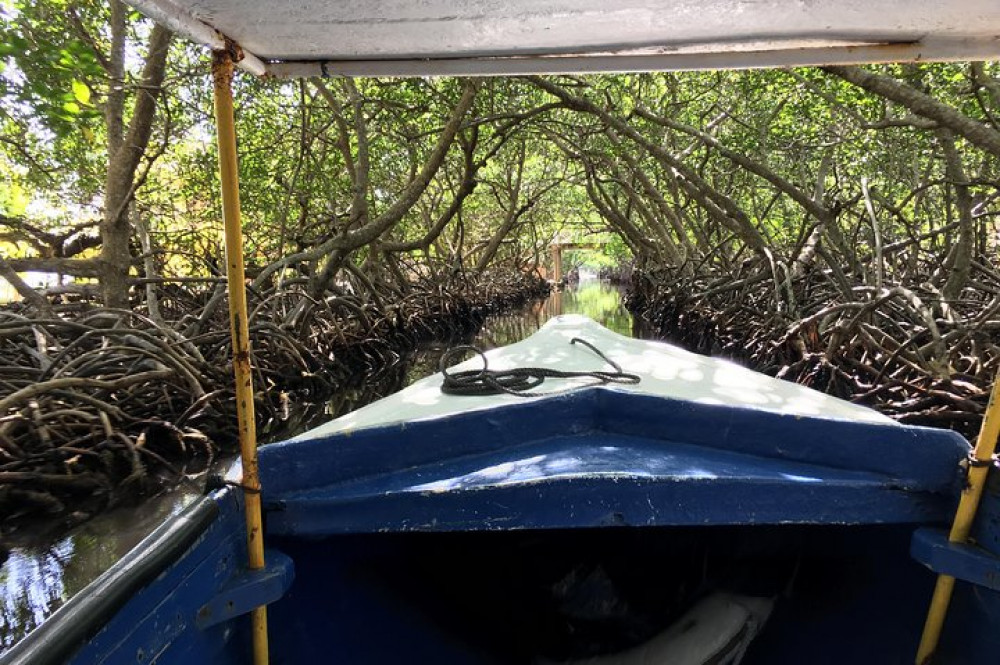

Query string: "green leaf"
[[61, 100, 80, 115], [0, 34, 28, 57], [71, 79, 90, 105]]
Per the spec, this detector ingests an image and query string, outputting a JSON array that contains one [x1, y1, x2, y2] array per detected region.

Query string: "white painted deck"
[[299, 314, 894, 440]]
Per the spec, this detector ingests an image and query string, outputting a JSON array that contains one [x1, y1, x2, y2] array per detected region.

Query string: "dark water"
[[0, 280, 632, 652], [403, 279, 634, 385], [0, 485, 204, 651]]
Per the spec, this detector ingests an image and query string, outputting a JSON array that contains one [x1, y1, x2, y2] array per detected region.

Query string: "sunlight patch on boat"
[[293, 315, 897, 442], [406, 449, 727, 493], [779, 473, 823, 483]]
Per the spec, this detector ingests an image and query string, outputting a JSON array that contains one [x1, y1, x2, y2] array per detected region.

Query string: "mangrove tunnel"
[[0, 5, 998, 652]]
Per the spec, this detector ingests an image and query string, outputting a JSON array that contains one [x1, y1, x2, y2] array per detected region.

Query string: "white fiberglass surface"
[[136, 0, 997, 61], [295, 315, 894, 441]]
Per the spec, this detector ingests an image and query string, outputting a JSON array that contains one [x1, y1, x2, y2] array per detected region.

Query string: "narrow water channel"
[[0, 279, 632, 651]]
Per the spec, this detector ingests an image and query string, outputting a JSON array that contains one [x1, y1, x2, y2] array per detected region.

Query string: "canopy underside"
[[129, 0, 1000, 77]]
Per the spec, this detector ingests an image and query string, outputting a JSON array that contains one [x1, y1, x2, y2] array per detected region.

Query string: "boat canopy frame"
[[121, 1, 1000, 663], [129, 0, 1000, 78]]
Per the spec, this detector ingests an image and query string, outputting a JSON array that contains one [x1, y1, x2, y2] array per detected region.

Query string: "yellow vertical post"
[[212, 49, 269, 665], [916, 372, 1000, 664]]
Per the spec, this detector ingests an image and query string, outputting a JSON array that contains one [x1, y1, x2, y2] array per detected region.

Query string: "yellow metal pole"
[[916, 371, 1000, 664], [212, 49, 269, 665]]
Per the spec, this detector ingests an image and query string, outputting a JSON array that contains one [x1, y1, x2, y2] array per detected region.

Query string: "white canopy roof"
[[129, 0, 1000, 77]]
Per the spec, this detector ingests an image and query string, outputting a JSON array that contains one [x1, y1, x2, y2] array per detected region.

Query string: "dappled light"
[[308, 315, 891, 440]]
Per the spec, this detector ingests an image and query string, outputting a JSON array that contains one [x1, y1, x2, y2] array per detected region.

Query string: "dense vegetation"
[[1, 0, 998, 531]]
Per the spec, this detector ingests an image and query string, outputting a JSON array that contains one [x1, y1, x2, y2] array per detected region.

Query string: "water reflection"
[[0, 279, 632, 653], [0, 487, 201, 651], [408, 279, 633, 384], [1, 540, 73, 651], [545, 280, 633, 337]]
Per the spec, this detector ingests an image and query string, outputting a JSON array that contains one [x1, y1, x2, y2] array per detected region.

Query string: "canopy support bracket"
[[197, 550, 295, 630], [912, 527, 1000, 593]]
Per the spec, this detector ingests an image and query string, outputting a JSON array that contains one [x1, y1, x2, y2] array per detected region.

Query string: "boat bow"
[[259, 317, 969, 536]]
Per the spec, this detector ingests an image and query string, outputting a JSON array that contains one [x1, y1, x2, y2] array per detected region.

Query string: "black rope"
[[967, 451, 1000, 469], [439, 337, 640, 397], [204, 474, 261, 495]]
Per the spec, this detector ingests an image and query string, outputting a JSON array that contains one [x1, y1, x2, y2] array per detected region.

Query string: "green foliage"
[[0, 3, 996, 298], [0, 2, 103, 131], [0, 154, 29, 217], [0, 0, 109, 213]]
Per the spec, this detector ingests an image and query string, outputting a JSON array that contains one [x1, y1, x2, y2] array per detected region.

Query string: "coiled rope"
[[439, 337, 641, 397]]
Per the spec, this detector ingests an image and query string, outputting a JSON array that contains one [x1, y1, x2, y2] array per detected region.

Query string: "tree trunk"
[[134, 207, 163, 323], [99, 23, 172, 308], [939, 129, 974, 309], [278, 81, 478, 296]]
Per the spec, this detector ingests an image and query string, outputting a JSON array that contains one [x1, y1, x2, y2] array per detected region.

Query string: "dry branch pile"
[[626, 261, 1000, 440], [0, 273, 549, 537]]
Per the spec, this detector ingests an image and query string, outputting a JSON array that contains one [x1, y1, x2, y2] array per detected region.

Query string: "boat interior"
[[23, 474, 1000, 665], [268, 523, 942, 664]]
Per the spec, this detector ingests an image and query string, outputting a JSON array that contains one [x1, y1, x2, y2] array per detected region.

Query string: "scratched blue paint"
[[64, 490, 254, 665]]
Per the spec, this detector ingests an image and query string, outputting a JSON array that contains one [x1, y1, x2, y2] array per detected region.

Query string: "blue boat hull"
[[13, 496, 998, 664], [5, 387, 998, 664]]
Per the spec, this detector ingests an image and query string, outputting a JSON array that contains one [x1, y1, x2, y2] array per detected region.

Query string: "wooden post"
[[551, 244, 562, 284], [212, 49, 269, 665]]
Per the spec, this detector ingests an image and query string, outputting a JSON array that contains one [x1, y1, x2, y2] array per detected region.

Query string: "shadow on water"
[[0, 279, 632, 652]]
